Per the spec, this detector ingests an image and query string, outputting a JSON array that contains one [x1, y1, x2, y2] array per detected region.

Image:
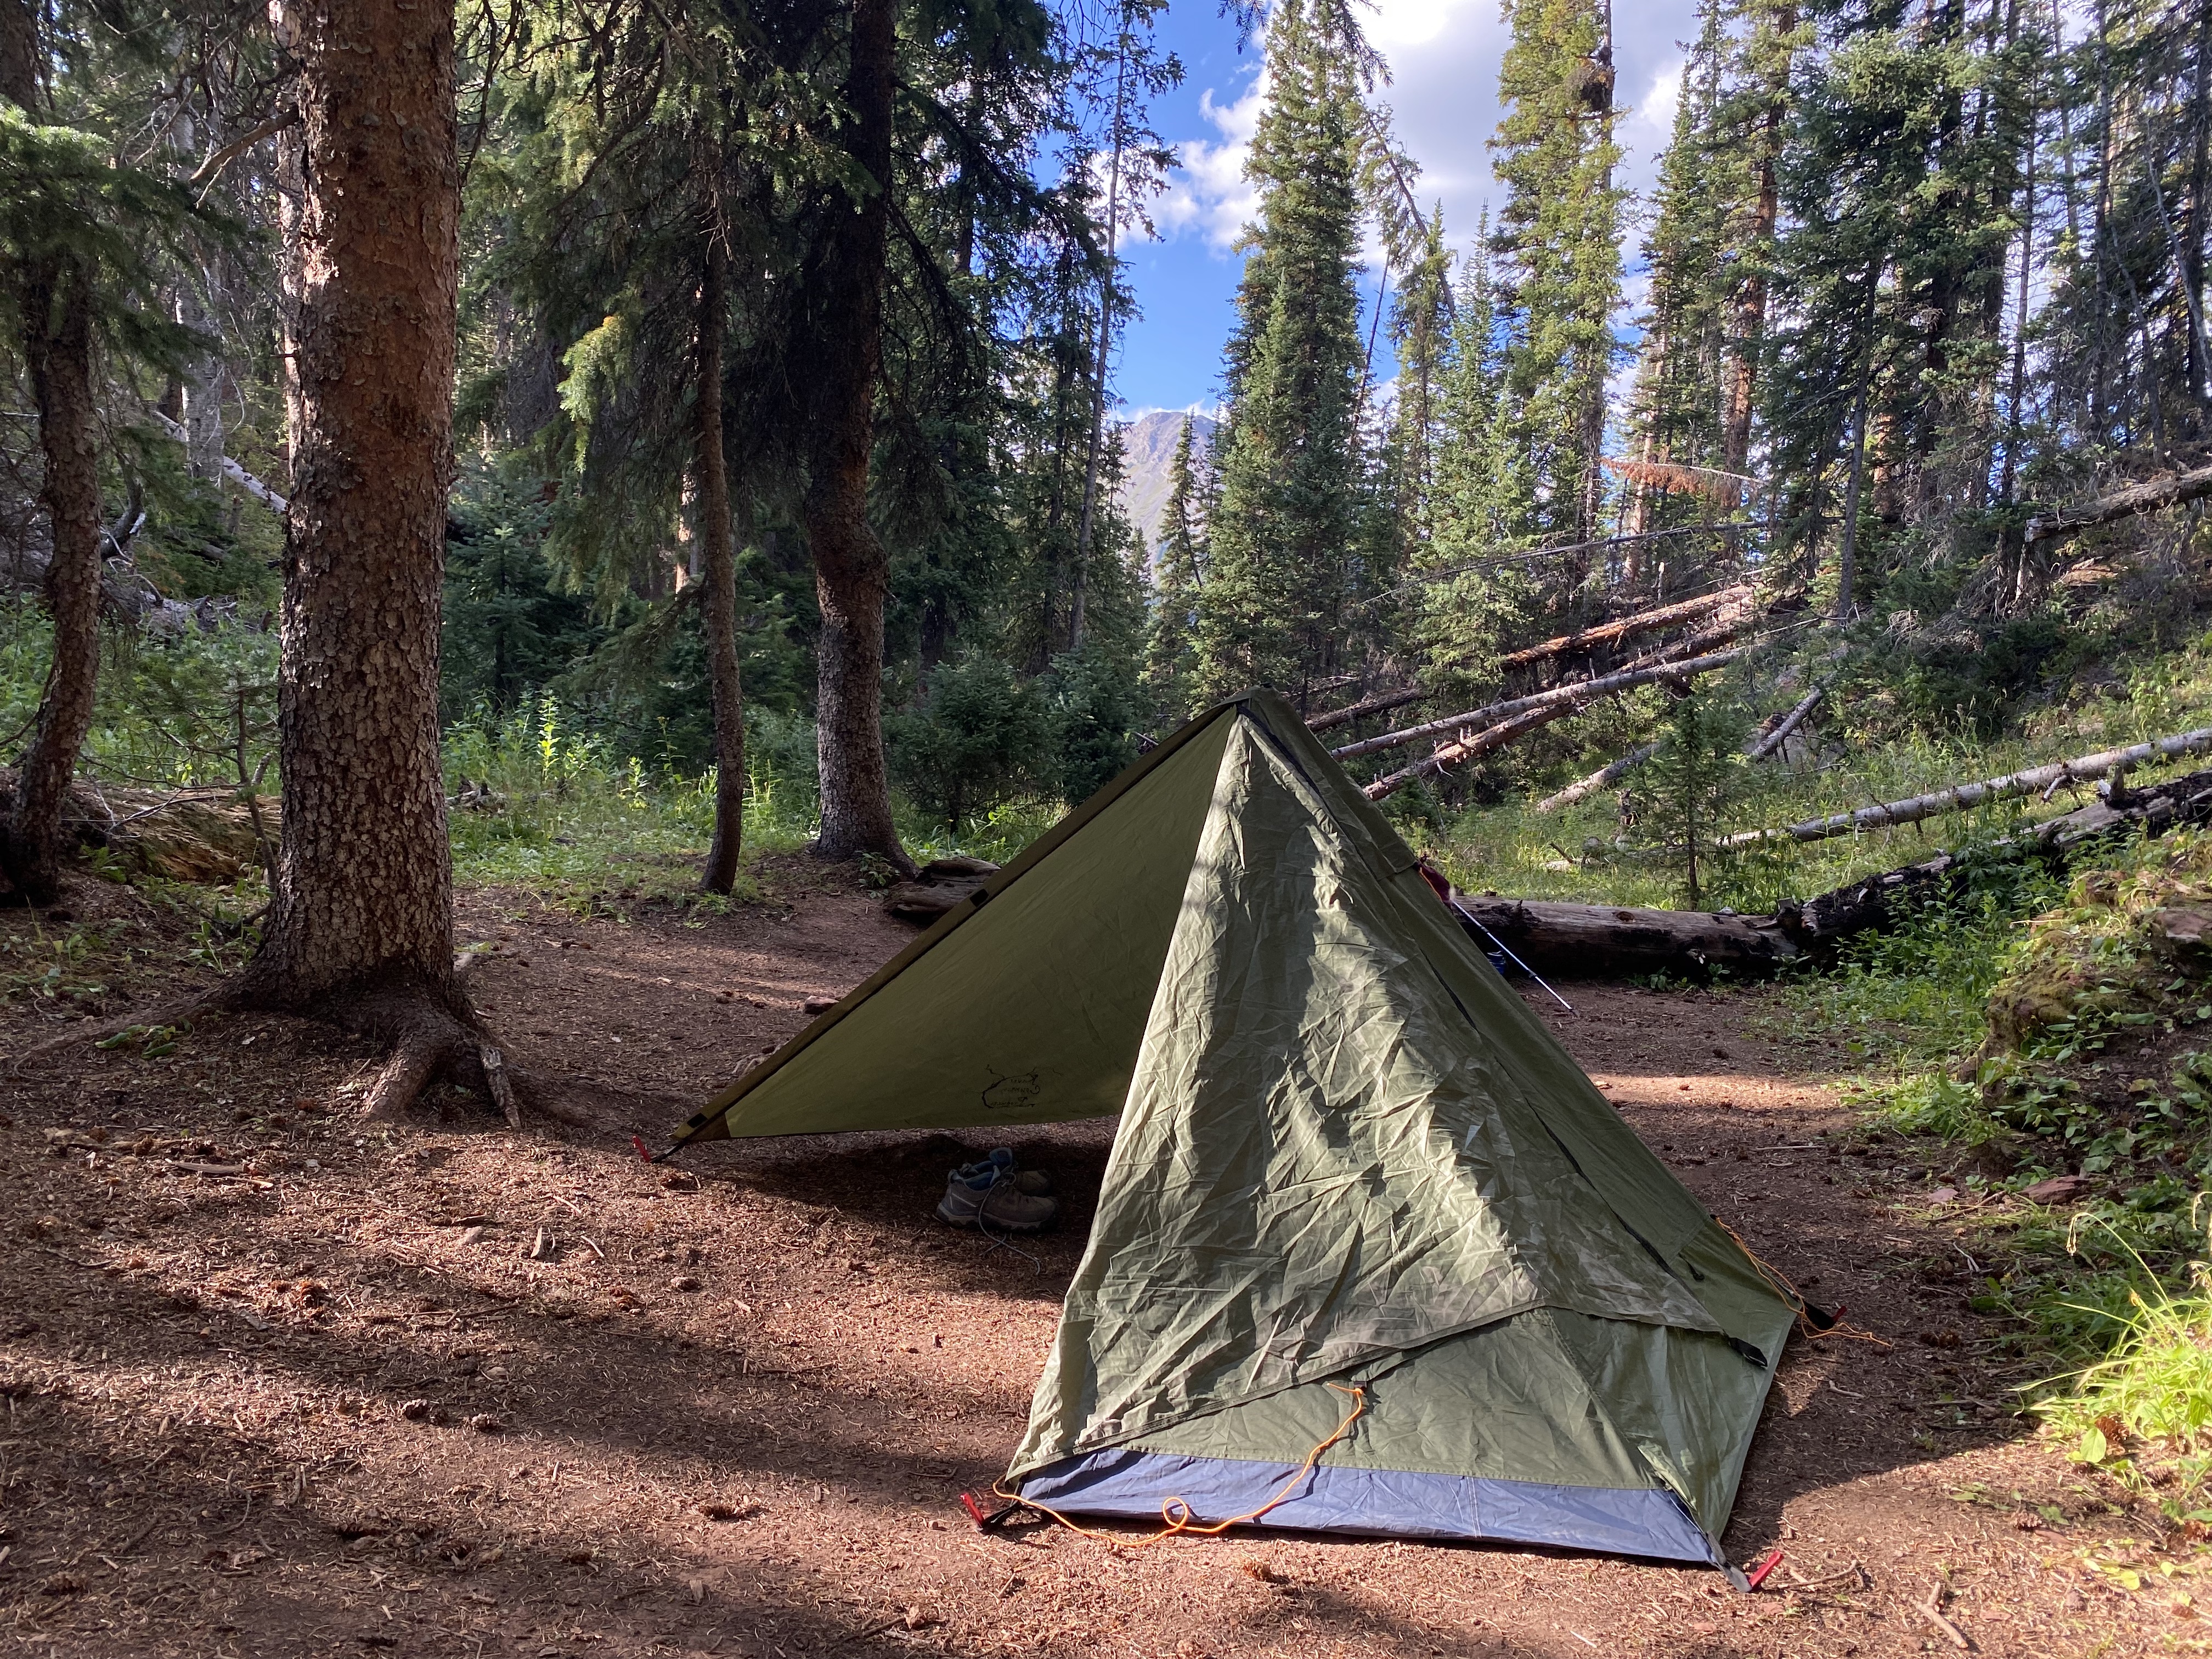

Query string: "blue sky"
[[1109, 0, 1703, 416]]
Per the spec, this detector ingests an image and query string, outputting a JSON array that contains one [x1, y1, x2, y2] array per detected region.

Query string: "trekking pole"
[[1448, 898, 1574, 1014]]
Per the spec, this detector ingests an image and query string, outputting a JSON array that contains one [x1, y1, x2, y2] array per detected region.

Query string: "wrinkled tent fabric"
[[669, 691, 1798, 1567]]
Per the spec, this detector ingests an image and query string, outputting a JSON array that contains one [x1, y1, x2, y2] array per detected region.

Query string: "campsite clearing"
[[0, 860, 2188, 1657]]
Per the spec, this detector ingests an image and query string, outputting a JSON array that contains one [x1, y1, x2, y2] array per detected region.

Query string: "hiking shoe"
[[984, 1146, 1053, 1197], [938, 1162, 1060, 1232]]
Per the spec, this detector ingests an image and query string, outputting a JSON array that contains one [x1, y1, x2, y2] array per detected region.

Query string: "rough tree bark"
[[696, 187, 744, 895], [226, 0, 535, 1124], [0, 4, 106, 908], [802, 0, 910, 871]]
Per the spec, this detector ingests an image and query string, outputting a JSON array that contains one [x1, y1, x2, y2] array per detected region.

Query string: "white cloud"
[[1154, 4, 1702, 270], [1621, 57, 1685, 182], [1152, 72, 1268, 251], [1363, 0, 1472, 49]]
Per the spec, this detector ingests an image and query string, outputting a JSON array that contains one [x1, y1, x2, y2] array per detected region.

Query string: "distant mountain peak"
[[1115, 409, 1217, 558]]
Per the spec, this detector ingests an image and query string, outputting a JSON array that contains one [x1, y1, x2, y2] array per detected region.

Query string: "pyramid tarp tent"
[[669, 692, 1797, 1568]]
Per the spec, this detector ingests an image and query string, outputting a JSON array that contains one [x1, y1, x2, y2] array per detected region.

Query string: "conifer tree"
[[1619, 5, 1739, 545], [1489, 0, 1626, 567], [1143, 415, 1206, 719], [0, 0, 207, 902], [1415, 216, 1537, 697], [1193, 0, 1369, 704], [1383, 211, 1453, 572]]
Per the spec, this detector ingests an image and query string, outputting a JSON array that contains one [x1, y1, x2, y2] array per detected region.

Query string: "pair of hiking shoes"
[[936, 1147, 1058, 1233]]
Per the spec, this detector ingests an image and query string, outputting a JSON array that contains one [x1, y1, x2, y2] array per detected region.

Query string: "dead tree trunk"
[[1495, 585, 1752, 672], [1457, 765, 2212, 980], [802, 0, 909, 871], [0, 12, 105, 908], [1308, 685, 1429, 733], [1725, 726, 2212, 846], [2024, 462, 2212, 545], [1535, 743, 1658, 812], [227, 0, 526, 1124], [1339, 645, 1754, 764], [1747, 685, 1823, 761], [1456, 895, 1804, 978], [146, 409, 287, 512], [695, 185, 744, 896]]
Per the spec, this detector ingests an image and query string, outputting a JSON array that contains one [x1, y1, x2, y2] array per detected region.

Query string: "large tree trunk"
[[0, 12, 105, 908], [3, 262, 102, 907], [696, 190, 744, 895], [1454, 895, 1804, 979], [232, 0, 506, 1121], [803, 0, 909, 870]]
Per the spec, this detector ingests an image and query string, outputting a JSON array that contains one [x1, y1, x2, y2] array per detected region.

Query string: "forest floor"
[[0, 859, 2196, 1658]]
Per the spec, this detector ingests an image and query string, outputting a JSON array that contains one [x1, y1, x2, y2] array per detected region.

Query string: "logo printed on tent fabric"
[[981, 1070, 1042, 1113]]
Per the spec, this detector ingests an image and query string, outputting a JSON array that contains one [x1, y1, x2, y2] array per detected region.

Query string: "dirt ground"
[[0, 860, 2193, 1657]]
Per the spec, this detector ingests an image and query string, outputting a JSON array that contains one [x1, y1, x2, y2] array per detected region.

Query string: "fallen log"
[[1308, 685, 1429, 733], [1452, 764, 2212, 979], [0, 769, 277, 884], [1774, 765, 2212, 951], [1534, 743, 1660, 812], [1530, 669, 1805, 815], [1334, 645, 1755, 764], [145, 409, 289, 515], [1454, 894, 1803, 978], [1748, 686, 1824, 761], [882, 856, 1001, 923], [1723, 726, 2212, 847], [2024, 461, 2212, 546], [1496, 585, 1753, 671], [1358, 647, 1756, 802]]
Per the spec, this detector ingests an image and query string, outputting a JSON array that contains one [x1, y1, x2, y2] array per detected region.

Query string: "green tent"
[[669, 691, 1797, 1569]]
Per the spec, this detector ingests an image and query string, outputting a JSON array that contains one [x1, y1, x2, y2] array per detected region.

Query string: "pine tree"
[[1415, 218, 1537, 697], [1489, 0, 1626, 568], [1143, 415, 1206, 719], [1618, 4, 1740, 548], [1761, 0, 2038, 619], [231, 0, 482, 1121], [1383, 210, 1453, 573], [0, 0, 206, 902], [1639, 684, 1748, 910], [1193, 0, 1370, 704]]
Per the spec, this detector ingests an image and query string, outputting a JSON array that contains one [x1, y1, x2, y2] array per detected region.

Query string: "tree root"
[[345, 990, 590, 1128], [6, 969, 588, 1133]]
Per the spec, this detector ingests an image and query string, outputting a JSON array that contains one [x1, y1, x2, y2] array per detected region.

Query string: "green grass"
[[440, 701, 819, 909], [439, 699, 1066, 910], [2035, 1213, 2212, 1514]]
